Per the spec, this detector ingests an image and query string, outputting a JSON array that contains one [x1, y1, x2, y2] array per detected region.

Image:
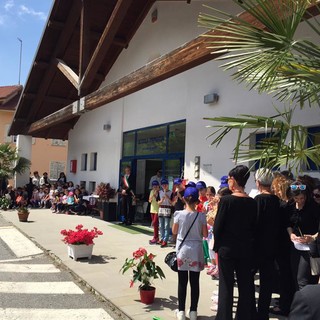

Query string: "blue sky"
[[0, 0, 52, 86]]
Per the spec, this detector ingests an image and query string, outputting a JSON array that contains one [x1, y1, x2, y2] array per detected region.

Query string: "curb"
[[1, 213, 132, 320]]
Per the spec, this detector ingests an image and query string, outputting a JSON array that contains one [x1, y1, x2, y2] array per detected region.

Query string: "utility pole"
[[17, 38, 22, 85]]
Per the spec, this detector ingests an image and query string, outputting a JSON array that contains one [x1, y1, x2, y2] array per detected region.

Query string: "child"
[[172, 186, 208, 320], [65, 191, 75, 214], [157, 178, 173, 248], [148, 180, 160, 244]]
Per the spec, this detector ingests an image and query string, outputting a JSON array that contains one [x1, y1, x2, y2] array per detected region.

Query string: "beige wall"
[[0, 110, 15, 145], [0, 110, 68, 181]]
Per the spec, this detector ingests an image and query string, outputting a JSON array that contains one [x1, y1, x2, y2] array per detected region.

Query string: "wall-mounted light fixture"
[[103, 123, 111, 131], [204, 93, 219, 104]]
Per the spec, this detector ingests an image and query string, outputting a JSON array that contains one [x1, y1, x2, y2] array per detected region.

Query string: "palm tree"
[[0, 143, 31, 193], [198, 0, 320, 172]]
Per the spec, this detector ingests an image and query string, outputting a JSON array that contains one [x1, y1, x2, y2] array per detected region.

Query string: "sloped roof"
[[9, 0, 157, 140], [9, 1, 320, 140], [0, 85, 23, 111]]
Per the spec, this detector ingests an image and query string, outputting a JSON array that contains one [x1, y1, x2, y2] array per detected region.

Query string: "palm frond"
[[205, 106, 320, 173], [198, 0, 320, 106]]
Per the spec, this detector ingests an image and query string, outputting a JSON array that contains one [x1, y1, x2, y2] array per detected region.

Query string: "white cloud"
[[4, 0, 14, 11], [18, 4, 47, 21]]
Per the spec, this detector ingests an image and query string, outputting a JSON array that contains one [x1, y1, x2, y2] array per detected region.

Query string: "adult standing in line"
[[253, 168, 281, 320], [312, 184, 320, 205], [286, 181, 320, 290], [149, 169, 162, 190], [289, 284, 320, 320], [213, 165, 257, 320], [119, 165, 136, 225], [269, 173, 295, 317], [172, 187, 208, 320]]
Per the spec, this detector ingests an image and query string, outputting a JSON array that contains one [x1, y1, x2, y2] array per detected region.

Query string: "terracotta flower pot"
[[18, 211, 29, 222], [140, 286, 156, 304]]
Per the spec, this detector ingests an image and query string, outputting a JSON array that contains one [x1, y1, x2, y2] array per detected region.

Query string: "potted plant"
[[95, 182, 117, 221], [60, 224, 103, 261], [0, 196, 11, 211], [120, 247, 165, 304], [17, 206, 30, 222]]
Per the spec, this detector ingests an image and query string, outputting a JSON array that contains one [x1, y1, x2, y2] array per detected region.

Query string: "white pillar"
[[15, 135, 32, 188]]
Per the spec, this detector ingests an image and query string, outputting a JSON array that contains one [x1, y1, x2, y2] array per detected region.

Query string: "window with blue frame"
[[122, 120, 186, 158], [254, 126, 320, 171], [307, 126, 320, 170], [254, 132, 281, 170]]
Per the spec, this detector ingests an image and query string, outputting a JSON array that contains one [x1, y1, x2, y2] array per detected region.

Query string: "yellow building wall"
[[0, 110, 68, 181]]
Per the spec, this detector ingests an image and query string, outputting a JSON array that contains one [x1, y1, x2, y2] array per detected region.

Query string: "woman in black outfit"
[[286, 181, 320, 290], [253, 168, 281, 320], [213, 165, 257, 320], [269, 174, 295, 317]]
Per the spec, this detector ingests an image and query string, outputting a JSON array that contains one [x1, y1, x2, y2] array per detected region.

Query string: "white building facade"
[[66, 1, 320, 198]]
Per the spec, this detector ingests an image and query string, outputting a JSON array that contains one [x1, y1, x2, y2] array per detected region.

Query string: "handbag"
[[164, 212, 199, 272], [310, 257, 320, 276]]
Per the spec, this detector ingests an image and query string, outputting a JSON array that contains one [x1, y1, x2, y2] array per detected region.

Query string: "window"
[[88, 181, 96, 194], [253, 132, 281, 170], [80, 181, 86, 189], [50, 161, 66, 179], [90, 152, 97, 171], [123, 132, 135, 157], [122, 120, 186, 158], [81, 153, 87, 171], [168, 122, 186, 153], [51, 139, 66, 146], [307, 126, 320, 170], [136, 125, 166, 155]]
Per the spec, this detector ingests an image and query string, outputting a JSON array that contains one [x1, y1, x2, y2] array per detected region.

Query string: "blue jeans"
[[158, 216, 170, 242]]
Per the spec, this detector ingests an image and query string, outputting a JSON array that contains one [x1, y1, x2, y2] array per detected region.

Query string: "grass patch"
[[110, 223, 153, 235]]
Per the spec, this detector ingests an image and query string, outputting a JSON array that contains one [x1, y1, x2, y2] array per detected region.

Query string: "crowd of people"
[[146, 166, 320, 320], [2, 166, 320, 319], [2, 171, 91, 215]]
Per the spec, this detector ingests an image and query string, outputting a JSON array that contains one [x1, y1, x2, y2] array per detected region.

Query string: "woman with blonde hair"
[[270, 173, 295, 316]]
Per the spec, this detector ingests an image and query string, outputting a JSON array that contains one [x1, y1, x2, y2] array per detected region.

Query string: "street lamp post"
[[17, 38, 22, 85]]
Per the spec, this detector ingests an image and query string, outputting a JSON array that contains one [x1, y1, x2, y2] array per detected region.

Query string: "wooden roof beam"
[[28, 1, 320, 133], [56, 58, 79, 89], [28, 102, 78, 135], [25, 0, 82, 124], [79, 0, 133, 93]]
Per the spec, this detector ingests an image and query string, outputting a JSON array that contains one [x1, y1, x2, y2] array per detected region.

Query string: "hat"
[[173, 178, 182, 185], [152, 180, 159, 186], [219, 175, 229, 188], [161, 178, 169, 185], [196, 181, 206, 190], [184, 187, 199, 201], [186, 181, 196, 188]]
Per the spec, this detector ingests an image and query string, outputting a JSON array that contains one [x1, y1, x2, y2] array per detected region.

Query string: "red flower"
[[148, 253, 155, 261], [133, 247, 147, 259], [60, 225, 103, 245]]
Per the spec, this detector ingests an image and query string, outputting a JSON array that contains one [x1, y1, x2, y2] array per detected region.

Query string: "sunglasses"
[[313, 193, 320, 199], [290, 184, 306, 191]]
